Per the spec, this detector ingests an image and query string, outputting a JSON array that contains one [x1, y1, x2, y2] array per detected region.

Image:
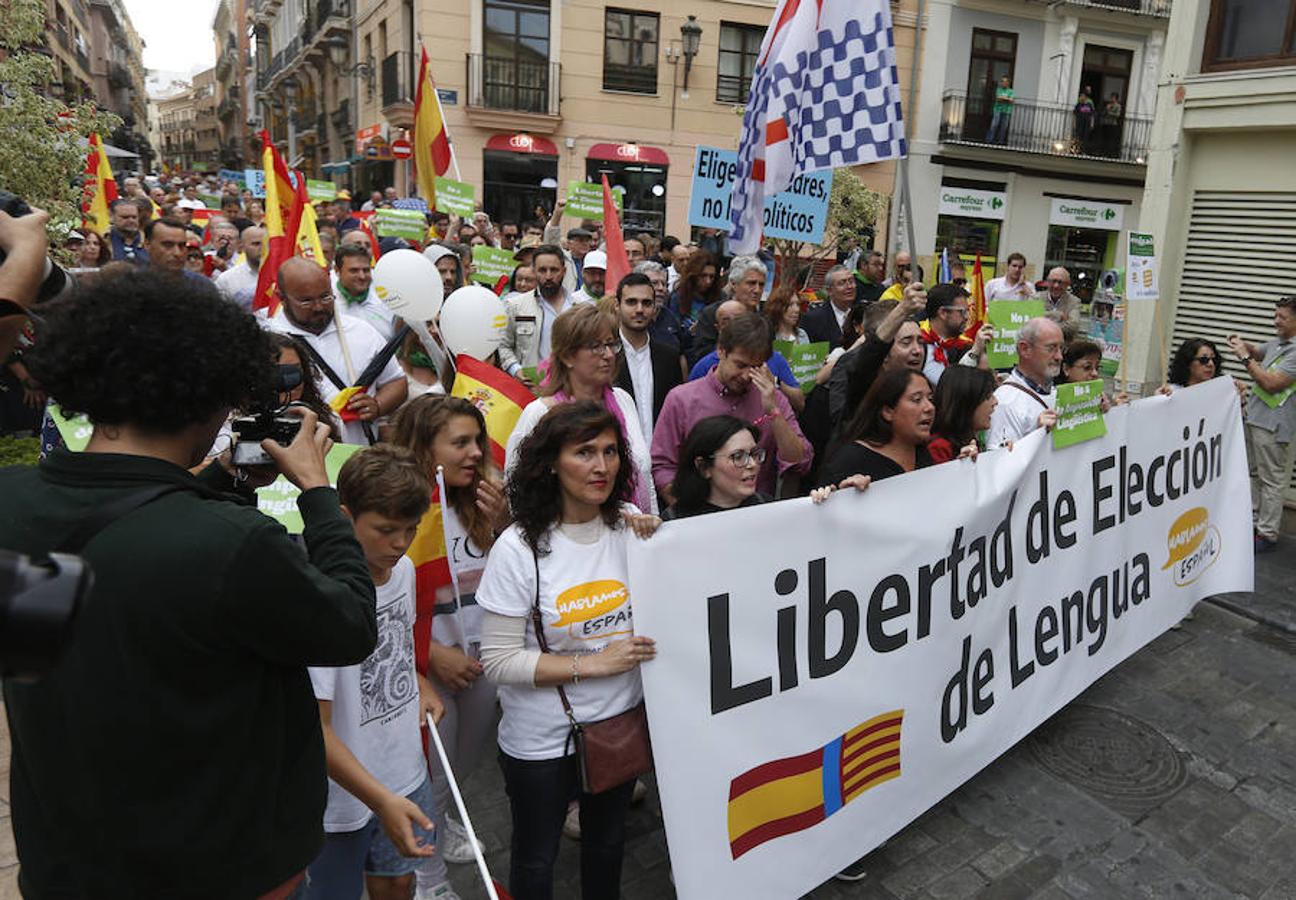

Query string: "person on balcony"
[[1100, 93, 1124, 158], [985, 75, 1013, 144], [1074, 86, 1097, 154]]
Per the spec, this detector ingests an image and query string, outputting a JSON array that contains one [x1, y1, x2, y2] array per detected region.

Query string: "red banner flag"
[[600, 174, 631, 296]]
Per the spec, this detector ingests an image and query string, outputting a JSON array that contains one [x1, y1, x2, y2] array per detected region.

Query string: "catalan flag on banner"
[[450, 354, 534, 468], [82, 133, 118, 235], [727, 710, 903, 860], [413, 46, 454, 203]]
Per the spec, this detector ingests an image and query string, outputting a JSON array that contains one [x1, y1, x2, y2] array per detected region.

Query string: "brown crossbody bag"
[[530, 550, 653, 794]]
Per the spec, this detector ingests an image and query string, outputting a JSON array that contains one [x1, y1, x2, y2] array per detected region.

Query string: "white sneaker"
[[414, 882, 462, 900], [440, 816, 485, 865]]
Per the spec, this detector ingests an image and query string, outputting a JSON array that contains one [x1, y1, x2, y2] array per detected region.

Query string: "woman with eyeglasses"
[[662, 416, 769, 520], [505, 304, 656, 513], [1167, 338, 1225, 388]]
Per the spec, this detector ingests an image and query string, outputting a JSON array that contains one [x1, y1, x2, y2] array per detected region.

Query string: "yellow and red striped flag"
[[726, 710, 903, 860], [450, 354, 534, 468], [253, 130, 295, 314], [408, 491, 453, 675], [82, 133, 118, 235], [967, 253, 987, 330], [413, 46, 453, 203], [290, 169, 326, 266]]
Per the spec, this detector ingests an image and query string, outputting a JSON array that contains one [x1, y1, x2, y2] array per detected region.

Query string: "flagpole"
[[434, 466, 471, 655], [427, 713, 500, 900]]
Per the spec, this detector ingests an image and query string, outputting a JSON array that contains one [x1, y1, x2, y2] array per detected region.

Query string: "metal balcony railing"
[[939, 90, 1151, 164], [1053, 0, 1171, 16], [381, 51, 413, 108], [466, 52, 560, 117]]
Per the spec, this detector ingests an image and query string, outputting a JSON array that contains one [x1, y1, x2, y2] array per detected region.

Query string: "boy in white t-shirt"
[[306, 446, 447, 900]]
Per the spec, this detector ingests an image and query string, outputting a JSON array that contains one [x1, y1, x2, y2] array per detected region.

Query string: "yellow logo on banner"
[[1162, 507, 1221, 586]]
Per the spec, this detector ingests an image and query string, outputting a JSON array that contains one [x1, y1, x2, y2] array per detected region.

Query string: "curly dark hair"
[[507, 401, 633, 554], [26, 268, 278, 430], [671, 415, 760, 516], [1167, 337, 1223, 387]]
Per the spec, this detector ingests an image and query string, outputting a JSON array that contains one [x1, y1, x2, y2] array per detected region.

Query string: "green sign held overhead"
[[471, 246, 516, 287], [772, 340, 830, 393], [306, 179, 337, 203], [434, 177, 475, 217], [373, 208, 427, 241], [986, 300, 1046, 369], [1052, 379, 1107, 449], [565, 181, 623, 221]]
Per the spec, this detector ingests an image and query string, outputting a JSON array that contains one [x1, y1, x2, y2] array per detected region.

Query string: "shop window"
[[1044, 226, 1116, 305], [483, 149, 558, 226], [584, 159, 667, 236], [717, 22, 763, 104], [1203, 0, 1296, 70], [935, 215, 1001, 276], [603, 9, 659, 93]]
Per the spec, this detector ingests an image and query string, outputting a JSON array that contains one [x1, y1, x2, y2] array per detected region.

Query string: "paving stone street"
[[1, 545, 1292, 899]]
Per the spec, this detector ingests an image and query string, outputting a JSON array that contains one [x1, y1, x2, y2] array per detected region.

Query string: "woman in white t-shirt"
[[479, 401, 660, 900], [504, 303, 657, 513], [391, 395, 509, 898]]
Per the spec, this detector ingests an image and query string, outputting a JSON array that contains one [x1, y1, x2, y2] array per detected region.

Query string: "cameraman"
[[0, 269, 379, 899]]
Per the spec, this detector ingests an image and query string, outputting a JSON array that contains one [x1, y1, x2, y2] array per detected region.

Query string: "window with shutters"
[[1171, 190, 1296, 497], [1202, 0, 1296, 71], [603, 9, 659, 93], [717, 22, 763, 104]]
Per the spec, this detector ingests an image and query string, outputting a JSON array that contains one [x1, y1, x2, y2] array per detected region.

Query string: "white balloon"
[[439, 285, 507, 361], [372, 249, 443, 322]]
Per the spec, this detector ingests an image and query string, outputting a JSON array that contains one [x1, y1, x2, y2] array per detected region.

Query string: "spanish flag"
[[450, 354, 534, 468], [413, 46, 453, 203], [290, 168, 326, 266], [408, 492, 452, 679], [82, 133, 118, 235], [253, 130, 294, 314], [727, 710, 903, 860], [967, 253, 987, 330]]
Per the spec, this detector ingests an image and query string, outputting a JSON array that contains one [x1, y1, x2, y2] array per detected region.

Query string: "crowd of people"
[[0, 168, 1292, 900]]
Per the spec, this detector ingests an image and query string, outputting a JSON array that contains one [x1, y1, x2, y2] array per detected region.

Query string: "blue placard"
[[243, 168, 266, 199], [687, 145, 832, 244], [218, 168, 245, 186]]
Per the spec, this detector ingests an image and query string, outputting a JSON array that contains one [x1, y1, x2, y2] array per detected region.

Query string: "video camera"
[[0, 549, 92, 680], [231, 411, 302, 467], [0, 190, 73, 304]]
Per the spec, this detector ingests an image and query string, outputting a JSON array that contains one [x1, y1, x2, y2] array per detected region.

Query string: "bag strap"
[[531, 548, 580, 728], [299, 338, 378, 445], [1001, 380, 1049, 411], [57, 483, 192, 554]]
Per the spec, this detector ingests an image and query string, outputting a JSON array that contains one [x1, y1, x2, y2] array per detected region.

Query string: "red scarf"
[[919, 319, 978, 366]]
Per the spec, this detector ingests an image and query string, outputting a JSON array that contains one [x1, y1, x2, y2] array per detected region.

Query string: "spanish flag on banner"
[[413, 46, 453, 203], [82, 133, 118, 235], [727, 710, 903, 860], [408, 492, 452, 678], [253, 130, 298, 315], [450, 354, 534, 469]]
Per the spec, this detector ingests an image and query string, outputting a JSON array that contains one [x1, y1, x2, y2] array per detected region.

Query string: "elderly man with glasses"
[[1034, 266, 1083, 341]]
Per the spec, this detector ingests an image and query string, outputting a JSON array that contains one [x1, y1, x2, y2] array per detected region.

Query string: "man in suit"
[[802, 264, 859, 347], [614, 272, 684, 444]]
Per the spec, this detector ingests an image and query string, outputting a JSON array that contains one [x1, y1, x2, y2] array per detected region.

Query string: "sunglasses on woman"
[[1194, 355, 1216, 365]]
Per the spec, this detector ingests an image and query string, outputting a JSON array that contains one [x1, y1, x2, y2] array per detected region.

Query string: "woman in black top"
[[818, 367, 935, 486], [663, 415, 770, 520]]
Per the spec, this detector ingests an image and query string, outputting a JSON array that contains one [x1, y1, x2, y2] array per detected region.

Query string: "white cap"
[[583, 249, 608, 271]]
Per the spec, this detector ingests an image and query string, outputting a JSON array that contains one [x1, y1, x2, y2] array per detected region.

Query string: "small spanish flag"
[[727, 710, 903, 860], [450, 354, 534, 469], [408, 491, 452, 678], [967, 253, 987, 330], [82, 133, 118, 235]]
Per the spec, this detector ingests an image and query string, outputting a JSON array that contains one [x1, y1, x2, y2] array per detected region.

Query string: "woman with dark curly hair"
[[1167, 337, 1224, 388], [477, 401, 659, 900], [0, 268, 378, 900]]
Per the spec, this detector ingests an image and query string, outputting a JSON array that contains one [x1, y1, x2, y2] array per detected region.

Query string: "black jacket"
[[615, 337, 684, 428], [801, 301, 855, 347], [0, 449, 377, 899]]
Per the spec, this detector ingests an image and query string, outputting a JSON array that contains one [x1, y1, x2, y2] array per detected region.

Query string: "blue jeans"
[[986, 110, 1011, 143], [305, 777, 437, 900], [498, 751, 636, 900]]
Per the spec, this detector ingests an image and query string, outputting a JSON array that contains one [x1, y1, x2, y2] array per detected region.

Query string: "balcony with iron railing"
[[380, 51, 415, 126], [1051, 0, 1171, 16], [465, 52, 561, 129], [938, 90, 1152, 167]]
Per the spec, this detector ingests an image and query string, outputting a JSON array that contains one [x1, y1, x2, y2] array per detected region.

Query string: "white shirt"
[[667, 266, 681, 293], [537, 291, 579, 362], [309, 558, 425, 830], [265, 310, 404, 444], [984, 276, 1032, 302], [336, 281, 398, 338], [432, 503, 489, 649], [986, 369, 1056, 448], [213, 260, 259, 311], [621, 330, 655, 442], [476, 519, 644, 760]]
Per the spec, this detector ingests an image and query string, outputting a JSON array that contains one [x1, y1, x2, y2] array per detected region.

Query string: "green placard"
[[521, 366, 541, 386], [1053, 379, 1107, 449], [256, 442, 364, 534], [434, 177, 475, 217], [306, 179, 337, 203], [471, 246, 515, 286], [374, 208, 427, 241], [772, 340, 830, 393], [50, 405, 93, 451], [986, 300, 1046, 369], [565, 181, 623, 221], [197, 191, 222, 210]]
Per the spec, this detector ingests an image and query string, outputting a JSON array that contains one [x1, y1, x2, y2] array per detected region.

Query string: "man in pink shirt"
[[651, 313, 812, 505]]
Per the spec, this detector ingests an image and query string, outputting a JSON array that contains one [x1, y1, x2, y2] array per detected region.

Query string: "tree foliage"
[[769, 166, 887, 288], [0, 0, 121, 234]]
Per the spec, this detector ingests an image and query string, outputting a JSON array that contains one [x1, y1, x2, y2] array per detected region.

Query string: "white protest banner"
[[629, 376, 1252, 900]]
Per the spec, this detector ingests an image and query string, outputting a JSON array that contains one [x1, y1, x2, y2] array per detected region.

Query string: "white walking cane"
[[426, 712, 501, 900]]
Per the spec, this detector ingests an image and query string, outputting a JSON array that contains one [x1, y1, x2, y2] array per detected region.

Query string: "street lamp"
[[680, 16, 702, 98], [324, 35, 375, 93]]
